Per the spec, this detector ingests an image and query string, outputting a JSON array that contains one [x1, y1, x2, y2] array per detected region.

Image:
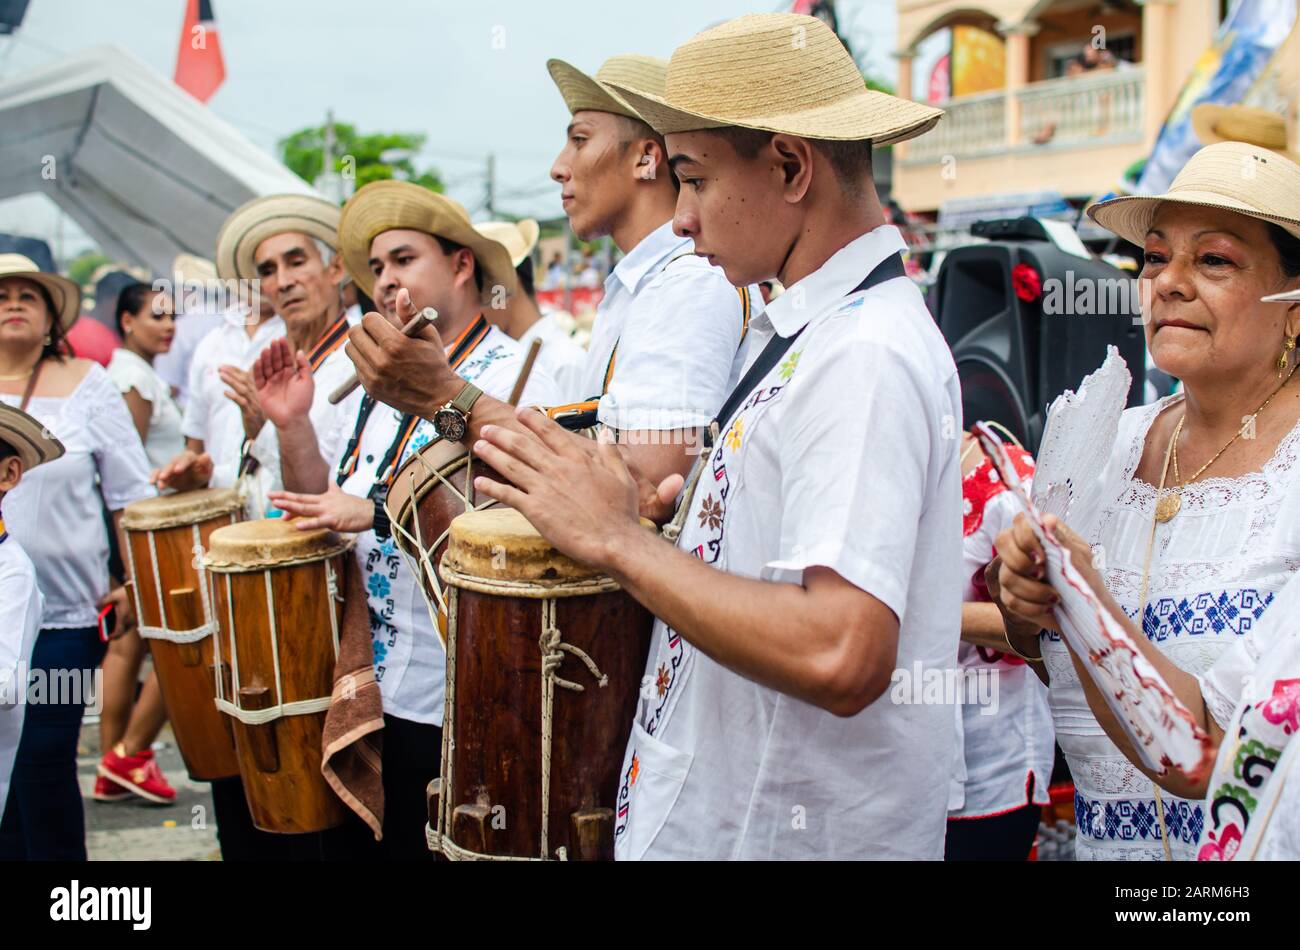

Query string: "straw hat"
[[1192, 104, 1299, 163], [602, 13, 942, 144], [215, 194, 341, 282], [547, 54, 668, 122], [172, 253, 217, 285], [1087, 142, 1300, 246], [473, 219, 540, 268], [338, 181, 517, 303], [0, 402, 65, 472], [0, 254, 81, 329]]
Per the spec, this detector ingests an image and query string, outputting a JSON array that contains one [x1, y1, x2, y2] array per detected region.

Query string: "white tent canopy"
[[0, 44, 316, 274]]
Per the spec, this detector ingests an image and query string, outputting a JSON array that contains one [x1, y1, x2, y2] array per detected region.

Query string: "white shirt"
[[107, 347, 186, 470], [0, 531, 41, 813], [153, 306, 225, 410], [581, 220, 755, 429], [182, 311, 285, 491], [614, 226, 963, 860], [2, 364, 155, 628], [1044, 397, 1300, 860], [519, 313, 587, 404], [949, 458, 1055, 819], [336, 320, 560, 725]]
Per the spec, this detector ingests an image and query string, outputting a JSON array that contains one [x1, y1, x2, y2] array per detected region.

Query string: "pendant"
[[1155, 490, 1181, 523]]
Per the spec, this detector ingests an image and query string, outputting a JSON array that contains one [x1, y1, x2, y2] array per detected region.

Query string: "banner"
[[951, 25, 1004, 98]]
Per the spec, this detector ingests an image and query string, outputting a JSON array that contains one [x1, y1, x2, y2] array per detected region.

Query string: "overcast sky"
[[0, 0, 900, 258]]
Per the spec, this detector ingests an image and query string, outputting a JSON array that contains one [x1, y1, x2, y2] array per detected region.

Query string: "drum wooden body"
[[205, 519, 352, 834], [384, 438, 504, 642], [121, 489, 242, 781], [431, 508, 653, 861]]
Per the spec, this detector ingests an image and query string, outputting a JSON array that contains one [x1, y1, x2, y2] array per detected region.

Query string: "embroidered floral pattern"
[[655, 663, 671, 698], [697, 495, 724, 531], [725, 418, 744, 451], [778, 349, 801, 381]]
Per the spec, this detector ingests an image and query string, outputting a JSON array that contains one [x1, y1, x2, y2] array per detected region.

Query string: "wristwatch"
[[432, 382, 483, 443], [372, 498, 392, 540]]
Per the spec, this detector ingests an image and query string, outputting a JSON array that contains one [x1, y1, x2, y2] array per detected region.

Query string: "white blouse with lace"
[[1042, 394, 1300, 861]]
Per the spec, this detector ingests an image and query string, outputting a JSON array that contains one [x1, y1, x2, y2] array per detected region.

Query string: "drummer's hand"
[[345, 288, 458, 419], [472, 408, 652, 569], [994, 512, 1061, 633], [600, 429, 684, 524], [253, 338, 314, 429], [152, 449, 213, 491], [269, 483, 374, 533], [98, 585, 135, 641], [219, 364, 266, 441]]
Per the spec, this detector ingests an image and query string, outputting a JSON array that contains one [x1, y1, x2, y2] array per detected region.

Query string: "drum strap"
[[335, 314, 490, 494], [663, 251, 906, 542]]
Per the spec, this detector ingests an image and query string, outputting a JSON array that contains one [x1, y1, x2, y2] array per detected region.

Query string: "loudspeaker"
[[933, 234, 1146, 452]]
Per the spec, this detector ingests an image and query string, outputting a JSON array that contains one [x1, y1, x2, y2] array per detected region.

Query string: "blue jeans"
[[0, 627, 105, 860]]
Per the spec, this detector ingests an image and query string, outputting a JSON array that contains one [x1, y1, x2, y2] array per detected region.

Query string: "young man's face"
[[551, 110, 638, 241], [253, 231, 343, 332], [667, 130, 800, 288], [368, 229, 476, 320]]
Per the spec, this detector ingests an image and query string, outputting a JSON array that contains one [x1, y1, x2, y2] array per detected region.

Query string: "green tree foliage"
[[279, 122, 445, 193], [67, 250, 110, 288]]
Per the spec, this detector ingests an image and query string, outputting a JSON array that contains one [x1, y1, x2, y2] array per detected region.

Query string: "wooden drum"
[[430, 507, 653, 861], [204, 519, 352, 833], [121, 488, 242, 781]]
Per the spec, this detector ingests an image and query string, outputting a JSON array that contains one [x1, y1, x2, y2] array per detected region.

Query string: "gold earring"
[[43, 333, 51, 346], [1279, 336, 1296, 378]]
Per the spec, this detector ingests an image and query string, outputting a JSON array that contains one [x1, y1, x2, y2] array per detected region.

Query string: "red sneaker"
[[92, 774, 132, 803], [98, 744, 177, 805]]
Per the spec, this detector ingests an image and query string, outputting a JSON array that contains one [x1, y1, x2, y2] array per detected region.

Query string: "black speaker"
[[933, 224, 1146, 452], [0, 233, 54, 272], [0, 0, 29, 34]]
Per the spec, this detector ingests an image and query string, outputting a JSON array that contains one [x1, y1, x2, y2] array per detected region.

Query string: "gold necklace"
[[1154, 382, 1287, 523]]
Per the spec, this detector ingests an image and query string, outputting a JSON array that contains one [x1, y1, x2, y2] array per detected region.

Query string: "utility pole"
[[485, 153, 496, 217]]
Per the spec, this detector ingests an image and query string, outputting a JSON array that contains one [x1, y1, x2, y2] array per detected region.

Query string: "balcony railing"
[[902, 65, 1146, 164]]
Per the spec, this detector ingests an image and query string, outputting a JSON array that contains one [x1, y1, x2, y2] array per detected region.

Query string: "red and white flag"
[[173, 0, 225, 102]]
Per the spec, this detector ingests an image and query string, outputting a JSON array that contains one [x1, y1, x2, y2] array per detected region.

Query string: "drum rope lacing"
[[211, 559, 344, 726], [660, 424, 715, 544], [427, 582, 611, 861], [124, 521, 234, 643]]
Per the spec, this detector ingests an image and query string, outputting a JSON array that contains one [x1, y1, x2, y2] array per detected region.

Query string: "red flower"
[[1012, 263, 1042, 303]]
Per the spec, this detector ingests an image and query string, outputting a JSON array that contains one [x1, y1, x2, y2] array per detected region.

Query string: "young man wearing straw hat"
[[0, 404, 60, 820], [475, 219, 587, 403], [344, 54, 753, 513], [267, 180, 558, 859], [469, 13, 962, 859]]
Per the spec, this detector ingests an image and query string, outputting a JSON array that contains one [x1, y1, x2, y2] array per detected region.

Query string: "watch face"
[[434, 407, 467, 443]]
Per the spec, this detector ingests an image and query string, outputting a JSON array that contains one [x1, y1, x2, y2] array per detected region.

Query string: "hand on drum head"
[[268, 483, 375, 533], [472, 407, 658, 570], [345, 288, 455, 417], [152, 448, 214, 492], [253, 338, 314, 429]]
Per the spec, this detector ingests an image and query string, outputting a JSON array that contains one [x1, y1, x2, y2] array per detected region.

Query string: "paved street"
[[78, 718, 219, 861]]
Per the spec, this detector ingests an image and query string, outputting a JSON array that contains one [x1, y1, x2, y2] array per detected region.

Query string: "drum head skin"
[[443, 507, 607, 584], [122, 488, 242, 530], [204, 518, 353, 571]]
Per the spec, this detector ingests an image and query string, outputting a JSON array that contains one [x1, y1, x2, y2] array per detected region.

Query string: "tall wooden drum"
[[204, 519, 352, 833], [121, 488, 242, 781], [431, 507, 653, 861]]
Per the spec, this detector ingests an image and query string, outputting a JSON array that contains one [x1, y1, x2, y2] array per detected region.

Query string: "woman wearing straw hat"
[[0, 255, 154, 859], [993, 141, 1300, 860], [474, 219, 588, 403], [470, 13, 961, 859]]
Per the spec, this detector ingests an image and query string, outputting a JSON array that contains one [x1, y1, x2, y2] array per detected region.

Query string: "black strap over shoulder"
[[702, 251, 905, 450]]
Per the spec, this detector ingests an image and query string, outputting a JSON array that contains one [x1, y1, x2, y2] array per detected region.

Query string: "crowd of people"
[[0, 11, 1298, 862]]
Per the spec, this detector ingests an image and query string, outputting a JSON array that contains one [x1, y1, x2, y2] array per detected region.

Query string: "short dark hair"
[[710, 128, 874, 199], [114, 281, 154, 337], [515, 256, 535, 300], [1266, 223, 1300, 279], [433, 235, 484, 294], [613, 114, 679, 192], [0, 441, 16, 461]]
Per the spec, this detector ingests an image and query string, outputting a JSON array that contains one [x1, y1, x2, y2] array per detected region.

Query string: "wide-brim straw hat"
[[473, 219, 540, 268], [215, 194, 341, 282], [1087, 141, 1300, 246], [1192, 103, 1299, 164], [338, 181, 517, 303], [603, 12, 943, 145], [0, 402, 64, 472], [547, 54, 668, 122], [172, 252, 217, 284], [0, 254, 80, 330]]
